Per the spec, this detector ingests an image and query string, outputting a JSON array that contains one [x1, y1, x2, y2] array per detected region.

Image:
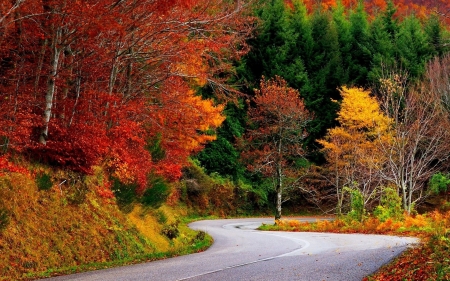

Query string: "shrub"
[[0, 207, 9, 231], [36, 172, 52, 190], [112, 178, 138, 213], [344, 186, 365, 222], [161, 221, 180, 239], [141, 177, 169, 208], [429, 172, 450, 194], [192, 230, 206, 242], [374, 187, 403, 222]]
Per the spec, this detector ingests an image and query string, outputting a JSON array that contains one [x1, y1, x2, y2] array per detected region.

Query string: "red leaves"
[[0, 156, 28, 176], [0, 0, 251, 193], [244, 76, 312, 177]]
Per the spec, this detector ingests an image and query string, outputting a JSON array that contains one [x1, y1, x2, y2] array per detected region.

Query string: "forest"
[[1, 0, 450, 279]]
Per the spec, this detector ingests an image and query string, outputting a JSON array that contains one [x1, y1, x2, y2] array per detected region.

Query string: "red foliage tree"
[[243, 76, 312, 220], [0, 0, 253, 190]]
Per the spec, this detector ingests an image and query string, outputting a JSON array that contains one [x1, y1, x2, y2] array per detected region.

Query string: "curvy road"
[[46, 218, 418, 281]]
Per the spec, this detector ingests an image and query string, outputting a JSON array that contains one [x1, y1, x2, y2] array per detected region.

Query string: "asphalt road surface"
[[44, 218, 418, 281]]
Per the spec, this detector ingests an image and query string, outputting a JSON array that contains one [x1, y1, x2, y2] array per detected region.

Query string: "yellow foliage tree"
[[318, 87, 392, 215]]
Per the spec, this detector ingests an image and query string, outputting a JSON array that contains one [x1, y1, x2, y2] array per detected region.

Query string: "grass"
[[0, 168, 213, 281], [259, 211, 450, 280], [24, 231, 212, 280]]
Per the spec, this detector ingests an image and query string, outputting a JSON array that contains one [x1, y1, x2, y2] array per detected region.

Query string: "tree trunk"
[[40, 28, 61, 145], [275, 163, 282, 220]]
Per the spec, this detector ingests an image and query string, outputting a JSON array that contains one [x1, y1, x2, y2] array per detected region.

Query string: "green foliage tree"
[[237, 0, 291, 89], [424, 14, 446, 57], [196, 102, 246, 180], [397, 15, 432, 79], [348, 3, 371, 86], [302, 8, 342, 146]]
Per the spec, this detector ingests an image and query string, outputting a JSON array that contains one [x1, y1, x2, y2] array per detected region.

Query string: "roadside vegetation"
[[260, 187, 450, 280], [0, 165, 212, 280]]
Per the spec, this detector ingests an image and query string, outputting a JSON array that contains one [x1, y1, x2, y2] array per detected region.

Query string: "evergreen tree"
[[397, 15, 432, 79], [348, 2, 371, 86], [237, 0, 291, 90], [424, 14, 449, 58], [332, 1, 352, 85], [282, 0, 312, 90], [302, 8, 342, 147], [196, 102, 247, 180], [367, 12, 397, 83]]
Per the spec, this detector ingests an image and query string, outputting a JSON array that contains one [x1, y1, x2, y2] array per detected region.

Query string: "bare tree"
[[376, 61, 450, 214]]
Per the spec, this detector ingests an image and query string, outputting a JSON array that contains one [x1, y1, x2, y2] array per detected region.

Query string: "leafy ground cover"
[[260, 211, 450, 280]]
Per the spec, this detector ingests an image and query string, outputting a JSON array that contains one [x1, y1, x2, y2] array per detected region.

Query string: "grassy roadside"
[[259, 212, 450, 280], [0, 170, 214, 281], [25, 229, 212, 280]]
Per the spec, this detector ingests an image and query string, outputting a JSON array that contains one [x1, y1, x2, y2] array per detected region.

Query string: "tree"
[[243, 76, 312, 220], [0, 0, 254, 191], [376, 62, 450, 214], [396, 15, 432, 79], [302, 7, 343, 147], [318, 87, 391, 215]]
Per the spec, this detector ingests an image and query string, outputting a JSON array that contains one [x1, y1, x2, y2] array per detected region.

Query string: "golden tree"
[[318, 87, 392, 215]]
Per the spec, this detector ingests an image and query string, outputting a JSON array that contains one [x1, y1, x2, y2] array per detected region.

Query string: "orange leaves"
[[151, 77, 225, 159]]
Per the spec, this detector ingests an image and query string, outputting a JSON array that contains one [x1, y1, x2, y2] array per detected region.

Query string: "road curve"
[[44, 218, 418, 281]]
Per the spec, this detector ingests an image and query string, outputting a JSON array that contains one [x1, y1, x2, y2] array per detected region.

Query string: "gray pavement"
[[43, 217, 418, 281]]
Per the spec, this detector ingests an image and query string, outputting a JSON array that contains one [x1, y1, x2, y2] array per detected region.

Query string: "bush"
[[192, 230, 206, 242], [344, 186, 365, 222], [112, 178, 138, 213], [161, 221, 179, 239], [36, 172, 52, 190], [374, 187, 403, 222], [141, 177, 169, 208], [0, 208, 9, 231]]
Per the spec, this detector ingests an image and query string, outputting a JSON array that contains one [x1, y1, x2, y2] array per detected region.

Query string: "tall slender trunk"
[[275, 163, 282, 220], [275, 139, 283, 220], [40, 26, 62, 145]]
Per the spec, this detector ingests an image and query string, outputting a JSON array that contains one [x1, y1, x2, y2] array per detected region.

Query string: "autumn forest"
[[1, 0, 450, 279]]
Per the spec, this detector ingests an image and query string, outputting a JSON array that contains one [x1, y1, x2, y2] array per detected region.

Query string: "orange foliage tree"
[[243, 76, 312, 220], [0, 0, 253, 191]]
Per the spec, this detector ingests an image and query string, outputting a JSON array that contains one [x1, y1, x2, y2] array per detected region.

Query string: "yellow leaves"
[[319, 87, 392, 176], [338, 86, 391, 134]]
